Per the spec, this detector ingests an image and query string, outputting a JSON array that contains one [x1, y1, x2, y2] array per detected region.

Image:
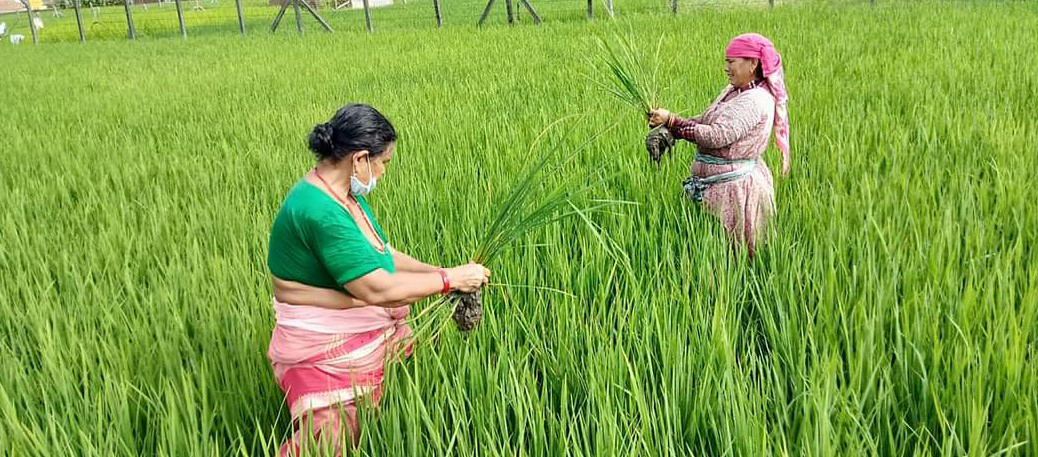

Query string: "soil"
[[450, 290, 483, 332], [645, 125, 675, 164]]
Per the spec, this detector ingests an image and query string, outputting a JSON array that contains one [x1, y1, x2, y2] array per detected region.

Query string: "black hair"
[[307, 103, 397, 162]]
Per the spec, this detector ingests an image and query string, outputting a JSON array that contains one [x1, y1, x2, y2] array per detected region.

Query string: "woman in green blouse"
[[266, 103, 490, 455]]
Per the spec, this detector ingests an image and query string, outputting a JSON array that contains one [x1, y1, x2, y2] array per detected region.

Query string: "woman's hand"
[[647, 109, 673, 128], [445, 263, 491, 293]]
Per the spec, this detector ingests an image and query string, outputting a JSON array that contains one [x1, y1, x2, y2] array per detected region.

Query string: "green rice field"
[[1, 0, 1036, 455]]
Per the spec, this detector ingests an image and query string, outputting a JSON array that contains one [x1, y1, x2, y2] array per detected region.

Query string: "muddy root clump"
[[645, 125, 675, 164], [450, 290, 483, 332]]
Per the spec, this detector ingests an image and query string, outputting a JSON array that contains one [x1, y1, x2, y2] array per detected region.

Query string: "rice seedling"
[[589, 29, 674, 164], [448, 116, 627, 332]]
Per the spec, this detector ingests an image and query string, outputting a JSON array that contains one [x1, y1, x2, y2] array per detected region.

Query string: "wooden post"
[[73, 0, 85, 42], [174, 0, 186, 37], [477, 0, 496, 26], [235, 0, 245, 34], [23, 1, 39, 44], [362, 0, 372, 33], [293, 0, 303, 34], [670, 0, 677, 15], [271, 0, 291, 31], [586, 0, 592, 19], [505, 0, 513, 25], [123, 0, 136, 39], [768, 0, 774, 7], [520, 0, 540, 24], [605, 0, 613, 17], [297, 0, 333, 32], [433, 0, 442, 27]]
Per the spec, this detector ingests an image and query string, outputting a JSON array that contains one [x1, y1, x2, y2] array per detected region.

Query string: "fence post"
[[520, 0, 540, 23], [24, 1, 39, 44], [586, 0, 592, 19], [505, 0, 513, 24], [174, 0, 186, 37], [292, 0, 303, 34], [123, 0, 136, 39], [362, 0, 372, 32], [73, 0, 85, 42], [235, 0, 246, 34], [297, 0, 333, 32], [433, 0, 442, 27], [477, 0, 496, 26]]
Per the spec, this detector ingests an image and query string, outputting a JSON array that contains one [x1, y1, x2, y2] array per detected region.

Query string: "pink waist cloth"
[[267, 298, 413, 419]]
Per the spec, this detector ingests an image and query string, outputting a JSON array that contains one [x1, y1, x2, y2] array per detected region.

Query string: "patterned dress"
[[668, 81, 777, 255]]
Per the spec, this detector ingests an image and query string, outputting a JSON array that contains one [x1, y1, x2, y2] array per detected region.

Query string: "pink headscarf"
[[725, 33, 790, 175]]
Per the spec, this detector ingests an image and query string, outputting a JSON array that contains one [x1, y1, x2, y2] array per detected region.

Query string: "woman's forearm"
[[273, 271, 442, 310], [346, 270, 444, 308]]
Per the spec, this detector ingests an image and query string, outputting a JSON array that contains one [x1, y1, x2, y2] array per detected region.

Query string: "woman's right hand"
[[445, 263, 491, 293], [647, 109, 673, 128]]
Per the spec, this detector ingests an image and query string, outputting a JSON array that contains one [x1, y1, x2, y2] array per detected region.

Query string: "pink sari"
[[267, 298, 413, 456]]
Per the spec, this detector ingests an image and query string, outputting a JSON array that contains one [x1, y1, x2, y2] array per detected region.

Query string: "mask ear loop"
[[351, 153, 374, 187], [363, 157, 374, 187]]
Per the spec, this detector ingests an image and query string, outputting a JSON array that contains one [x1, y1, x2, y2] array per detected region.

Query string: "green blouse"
[[267, 180, 394, 290]]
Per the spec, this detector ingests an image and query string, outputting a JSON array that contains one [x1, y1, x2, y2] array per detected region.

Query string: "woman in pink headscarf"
[[648, 33, 790, 256]]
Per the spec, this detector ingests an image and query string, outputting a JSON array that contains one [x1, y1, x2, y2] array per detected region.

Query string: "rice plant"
[[589, 30, 667, 115], [589, 29, 675, 163]]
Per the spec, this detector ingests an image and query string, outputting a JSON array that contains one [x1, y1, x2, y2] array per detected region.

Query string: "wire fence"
[[0, 0, 953, 45]]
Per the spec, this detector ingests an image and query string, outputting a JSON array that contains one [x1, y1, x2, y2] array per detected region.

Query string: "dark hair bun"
[[307, 123, 336, 158], [307, 104, 397, 162]]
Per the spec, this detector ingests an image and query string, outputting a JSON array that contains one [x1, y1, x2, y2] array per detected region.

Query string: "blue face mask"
[[350, 158, 377, 196]]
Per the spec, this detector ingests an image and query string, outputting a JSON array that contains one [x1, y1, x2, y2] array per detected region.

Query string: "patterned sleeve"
[[668, 116, 700, 142], [687, 95, 768, 149]]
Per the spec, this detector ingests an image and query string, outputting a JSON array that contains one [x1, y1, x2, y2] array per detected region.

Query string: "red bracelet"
[[438, 269, 450, 295]]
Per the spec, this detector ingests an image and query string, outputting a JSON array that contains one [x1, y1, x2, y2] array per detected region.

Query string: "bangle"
[[438, 269, 450, 295]]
